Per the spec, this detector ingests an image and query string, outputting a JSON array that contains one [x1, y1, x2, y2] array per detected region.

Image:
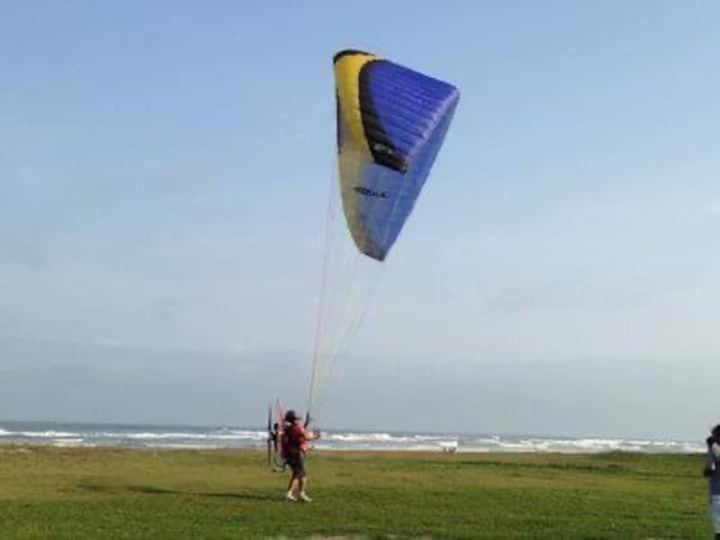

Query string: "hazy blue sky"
[[1, 1, 718, 439]]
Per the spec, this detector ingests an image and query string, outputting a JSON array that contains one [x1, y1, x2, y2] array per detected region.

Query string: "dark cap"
[[284, 410, 299, 422]]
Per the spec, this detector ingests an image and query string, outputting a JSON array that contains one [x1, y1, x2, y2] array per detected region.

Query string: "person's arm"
[[704, 437, 718, 477], [302, 426, 315, 442], [704, 454, 715, 477]]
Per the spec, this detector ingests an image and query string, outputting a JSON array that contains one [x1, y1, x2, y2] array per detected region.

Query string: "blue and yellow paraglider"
[[305, 48, 460, 420], [333, 49, 461, 261]]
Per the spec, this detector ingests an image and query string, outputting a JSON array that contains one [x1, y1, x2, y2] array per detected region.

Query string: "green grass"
[[0, 446, 711, 539]]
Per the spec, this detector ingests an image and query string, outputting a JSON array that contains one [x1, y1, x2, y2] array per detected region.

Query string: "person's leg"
[[286, 457, 301, 500], [298, 459, 311, 502], [711, 496, 720, 538], [287, 475, 298, 492], [286, 476, 299, 500]]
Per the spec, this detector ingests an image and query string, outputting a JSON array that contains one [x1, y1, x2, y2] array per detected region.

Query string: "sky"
[[1, 1, 719, 440]]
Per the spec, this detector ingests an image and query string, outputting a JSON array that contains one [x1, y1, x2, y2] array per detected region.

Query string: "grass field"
[[0, 446, 711, 539]]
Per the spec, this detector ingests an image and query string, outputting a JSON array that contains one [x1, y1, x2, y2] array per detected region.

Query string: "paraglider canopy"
[[306, 49, 461, 416], [333, 49, 460, 261]]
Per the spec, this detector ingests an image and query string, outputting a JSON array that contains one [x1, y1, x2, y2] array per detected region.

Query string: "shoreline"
[[0, 421, 706, 454], [0, 443, 706, 457]]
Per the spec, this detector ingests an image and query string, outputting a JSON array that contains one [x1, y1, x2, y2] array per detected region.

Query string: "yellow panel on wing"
[[334, 52, 378, 256], [333, 52, 376, 157]]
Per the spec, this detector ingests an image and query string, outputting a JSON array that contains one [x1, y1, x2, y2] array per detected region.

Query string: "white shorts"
[[710, 495, 720, 533]]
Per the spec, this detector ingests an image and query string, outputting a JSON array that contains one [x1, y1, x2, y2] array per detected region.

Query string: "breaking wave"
[[0, 423, 704, 453]]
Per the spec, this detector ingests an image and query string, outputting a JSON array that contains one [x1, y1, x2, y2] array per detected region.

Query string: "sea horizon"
[[0, 419, 705, 454]]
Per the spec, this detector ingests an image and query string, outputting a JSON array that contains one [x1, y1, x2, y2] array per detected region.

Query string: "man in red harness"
[[282, 410, 318, 502]]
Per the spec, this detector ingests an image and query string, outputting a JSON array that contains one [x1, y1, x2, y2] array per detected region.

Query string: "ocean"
[[0, 421, 704, 453]]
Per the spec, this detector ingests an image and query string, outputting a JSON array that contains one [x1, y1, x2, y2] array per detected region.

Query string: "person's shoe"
[[299, 491, 312, 503], [286, 491, 298, 502]]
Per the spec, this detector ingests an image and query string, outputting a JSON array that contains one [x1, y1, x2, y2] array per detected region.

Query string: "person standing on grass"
[[282, 409, 318, 502], [703, 424, 720, 539]]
